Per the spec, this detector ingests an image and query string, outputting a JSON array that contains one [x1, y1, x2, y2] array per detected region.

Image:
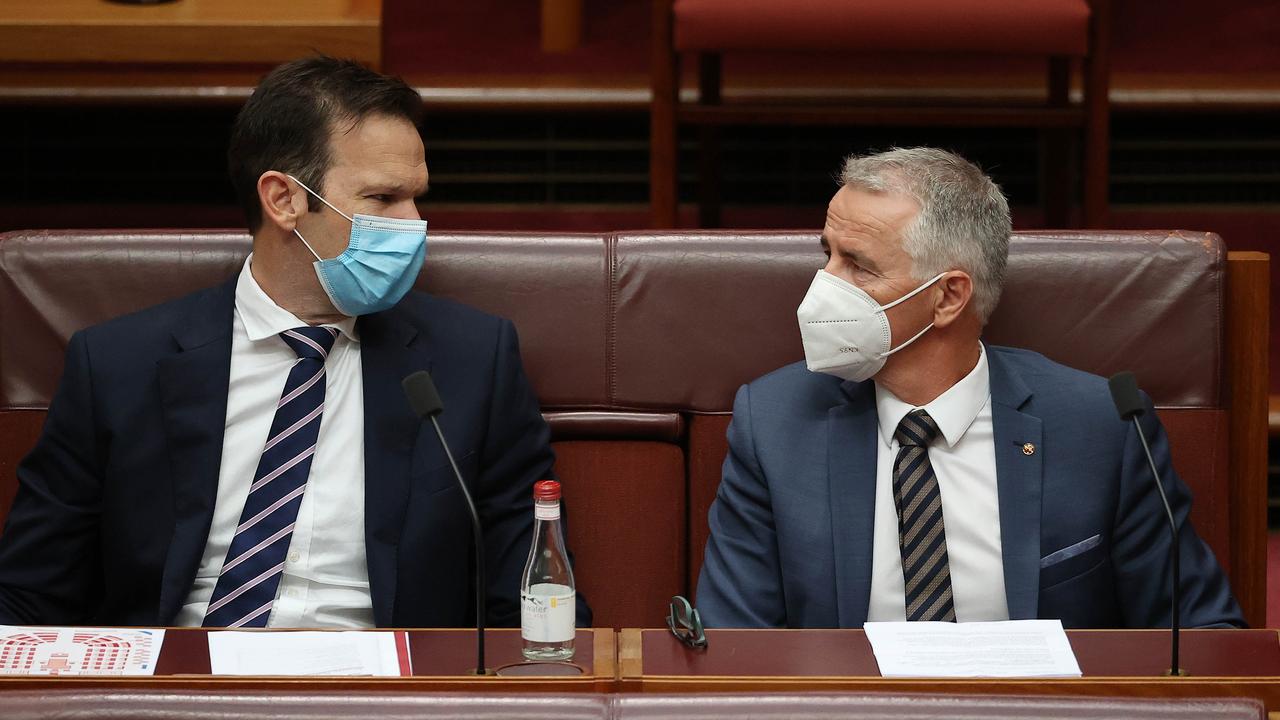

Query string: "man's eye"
[[367, 194, 391, 203]]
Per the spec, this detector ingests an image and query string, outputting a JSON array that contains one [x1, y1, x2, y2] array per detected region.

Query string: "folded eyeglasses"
[[666, 595, 707, 649]]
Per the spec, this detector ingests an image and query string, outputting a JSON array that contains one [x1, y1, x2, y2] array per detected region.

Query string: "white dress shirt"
[[174, 257, 374, 628], [867, 344, 1010, 622]]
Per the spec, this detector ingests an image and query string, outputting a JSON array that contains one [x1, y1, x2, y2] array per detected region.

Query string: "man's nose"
[[391, 198, 422, 221]]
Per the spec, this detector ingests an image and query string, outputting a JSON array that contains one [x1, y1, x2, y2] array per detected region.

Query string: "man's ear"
[[932, 271, 973, 329], [257, 171, 305, 232]]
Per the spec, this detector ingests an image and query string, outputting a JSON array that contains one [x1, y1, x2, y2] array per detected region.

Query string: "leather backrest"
[[0, 690, 610, 720], [0, 229, 1223, 413], [0, 690, 1260, 719], [608, 229, 1221, 410], [612, 693, 1262, 720], [0, 230, 613, 410]]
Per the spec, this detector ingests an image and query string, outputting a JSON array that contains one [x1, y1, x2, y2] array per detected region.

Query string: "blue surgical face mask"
[[287, 174, 428, 317]]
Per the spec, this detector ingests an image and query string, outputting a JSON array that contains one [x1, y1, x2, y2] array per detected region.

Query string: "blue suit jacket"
[[0, 278, 591, 628], [697, 345, 1244, 629]]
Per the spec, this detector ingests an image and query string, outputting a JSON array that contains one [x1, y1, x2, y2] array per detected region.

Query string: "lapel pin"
[[1022, 442, 1036, 456]]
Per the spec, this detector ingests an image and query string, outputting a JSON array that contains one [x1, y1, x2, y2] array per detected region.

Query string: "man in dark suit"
[[697, 148, 1243, 629], [0, 56, 590, 629]]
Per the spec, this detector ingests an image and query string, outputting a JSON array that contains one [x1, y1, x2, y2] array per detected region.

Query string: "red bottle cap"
[[533, 479, 561, 501]]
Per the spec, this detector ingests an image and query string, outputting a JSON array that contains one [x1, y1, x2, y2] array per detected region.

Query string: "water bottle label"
[[521, 583, 575, 642]]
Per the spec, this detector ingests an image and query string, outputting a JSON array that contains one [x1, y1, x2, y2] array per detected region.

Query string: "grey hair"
[[840, 147, 1011, 325]]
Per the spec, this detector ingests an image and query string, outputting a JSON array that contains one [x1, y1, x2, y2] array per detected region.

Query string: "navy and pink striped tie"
[[203, 325, 339, 628]]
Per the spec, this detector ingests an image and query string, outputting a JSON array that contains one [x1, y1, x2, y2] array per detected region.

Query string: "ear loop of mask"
[[878, 272, 947, 358], [286, 173, 354, 263], [878, 271, 946, 312]]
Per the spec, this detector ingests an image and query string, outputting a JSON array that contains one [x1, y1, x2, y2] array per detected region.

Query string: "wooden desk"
[[0, 629, 614, 692], [620, 629, 1280, 708], [0, 0, 380, 66]]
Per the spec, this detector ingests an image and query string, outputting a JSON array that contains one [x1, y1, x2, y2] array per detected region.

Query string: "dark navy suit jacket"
[[697, 345, 1244, 629], [0, 278, 591, 628]]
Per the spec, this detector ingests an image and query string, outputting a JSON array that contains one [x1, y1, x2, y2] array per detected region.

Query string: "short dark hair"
[[228, 55, 423, 232]]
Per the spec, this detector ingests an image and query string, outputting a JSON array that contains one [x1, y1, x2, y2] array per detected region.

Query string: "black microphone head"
[[402, 370, 444, 419], [1108, 371, 1145, 421]]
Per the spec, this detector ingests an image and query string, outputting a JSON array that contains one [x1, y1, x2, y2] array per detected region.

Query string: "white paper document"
[[207, 631, 410, 676], [0, 626, 165, 676], [864, 620, 1083, 678]]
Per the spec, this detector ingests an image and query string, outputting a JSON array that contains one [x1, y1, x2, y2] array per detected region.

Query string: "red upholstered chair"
[[0, 231, 686, 632], [0, 690, 611, 720], [613, 693, 1265, 720], [650, 0, 1111, 229], [0, 230, 1266, 628]]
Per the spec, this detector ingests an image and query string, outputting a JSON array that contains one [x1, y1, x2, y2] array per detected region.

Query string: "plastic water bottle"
[[520, 479, 576, 661]]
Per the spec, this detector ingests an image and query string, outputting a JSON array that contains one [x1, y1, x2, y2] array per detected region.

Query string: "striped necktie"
[[203, 325, 339, 628], [893, 409, 956, 622]]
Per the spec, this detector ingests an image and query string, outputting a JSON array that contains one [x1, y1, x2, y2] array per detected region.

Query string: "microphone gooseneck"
[[402, 370, 488, 675], [1108, 372, 1183, 676]]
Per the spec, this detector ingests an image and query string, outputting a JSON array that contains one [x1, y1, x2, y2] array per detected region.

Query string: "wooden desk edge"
[[0, 675, 612, 692], [618, 629, 643, 681], [0, 628, 613, 691], [592, 628, 615, 680], [617, 628, 1280, 684], [623, 675, 1280, 709]]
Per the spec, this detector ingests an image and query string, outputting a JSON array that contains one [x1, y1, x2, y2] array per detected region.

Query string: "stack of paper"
[[207, 631, 411, 676], [864, 620, 1083, 677]]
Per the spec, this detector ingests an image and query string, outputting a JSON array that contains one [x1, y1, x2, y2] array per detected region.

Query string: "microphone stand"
[[403, 370, 490, 676], [425, 413, 489, 675], [1127, 414, 1185, 677]]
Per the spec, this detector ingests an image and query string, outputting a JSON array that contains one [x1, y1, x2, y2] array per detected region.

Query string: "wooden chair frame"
[[649, 0, 1112, 229]]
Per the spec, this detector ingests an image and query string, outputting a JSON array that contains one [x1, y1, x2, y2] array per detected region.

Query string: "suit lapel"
[[155, 280, 236, 624], [829, 380, 879, 627], [987, 347, 1044, 620], [358, 307, 433, 626]]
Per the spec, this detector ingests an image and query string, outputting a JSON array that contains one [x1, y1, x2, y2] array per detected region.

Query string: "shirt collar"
[[874, 343, 990, 449], [234, 255, 358, 343]]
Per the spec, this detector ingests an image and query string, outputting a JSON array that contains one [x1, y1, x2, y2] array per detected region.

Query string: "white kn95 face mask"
[[796, 269, 944, 383]]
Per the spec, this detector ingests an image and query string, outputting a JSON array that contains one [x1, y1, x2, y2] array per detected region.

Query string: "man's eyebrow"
[[820, 236, 878, 271], [359, 181, 429, 197]]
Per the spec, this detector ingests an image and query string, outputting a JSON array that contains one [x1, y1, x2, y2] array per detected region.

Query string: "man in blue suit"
[[0, 56, 590, 629], [697, 148, 1242, 629]]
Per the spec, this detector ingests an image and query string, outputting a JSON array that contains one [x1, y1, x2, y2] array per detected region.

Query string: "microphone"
[[402, 370, 489, 675], [1108, 371, 1184, 676]]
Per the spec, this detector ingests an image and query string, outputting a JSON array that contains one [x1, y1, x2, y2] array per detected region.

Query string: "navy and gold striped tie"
[[893, 409, 956, 622]]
